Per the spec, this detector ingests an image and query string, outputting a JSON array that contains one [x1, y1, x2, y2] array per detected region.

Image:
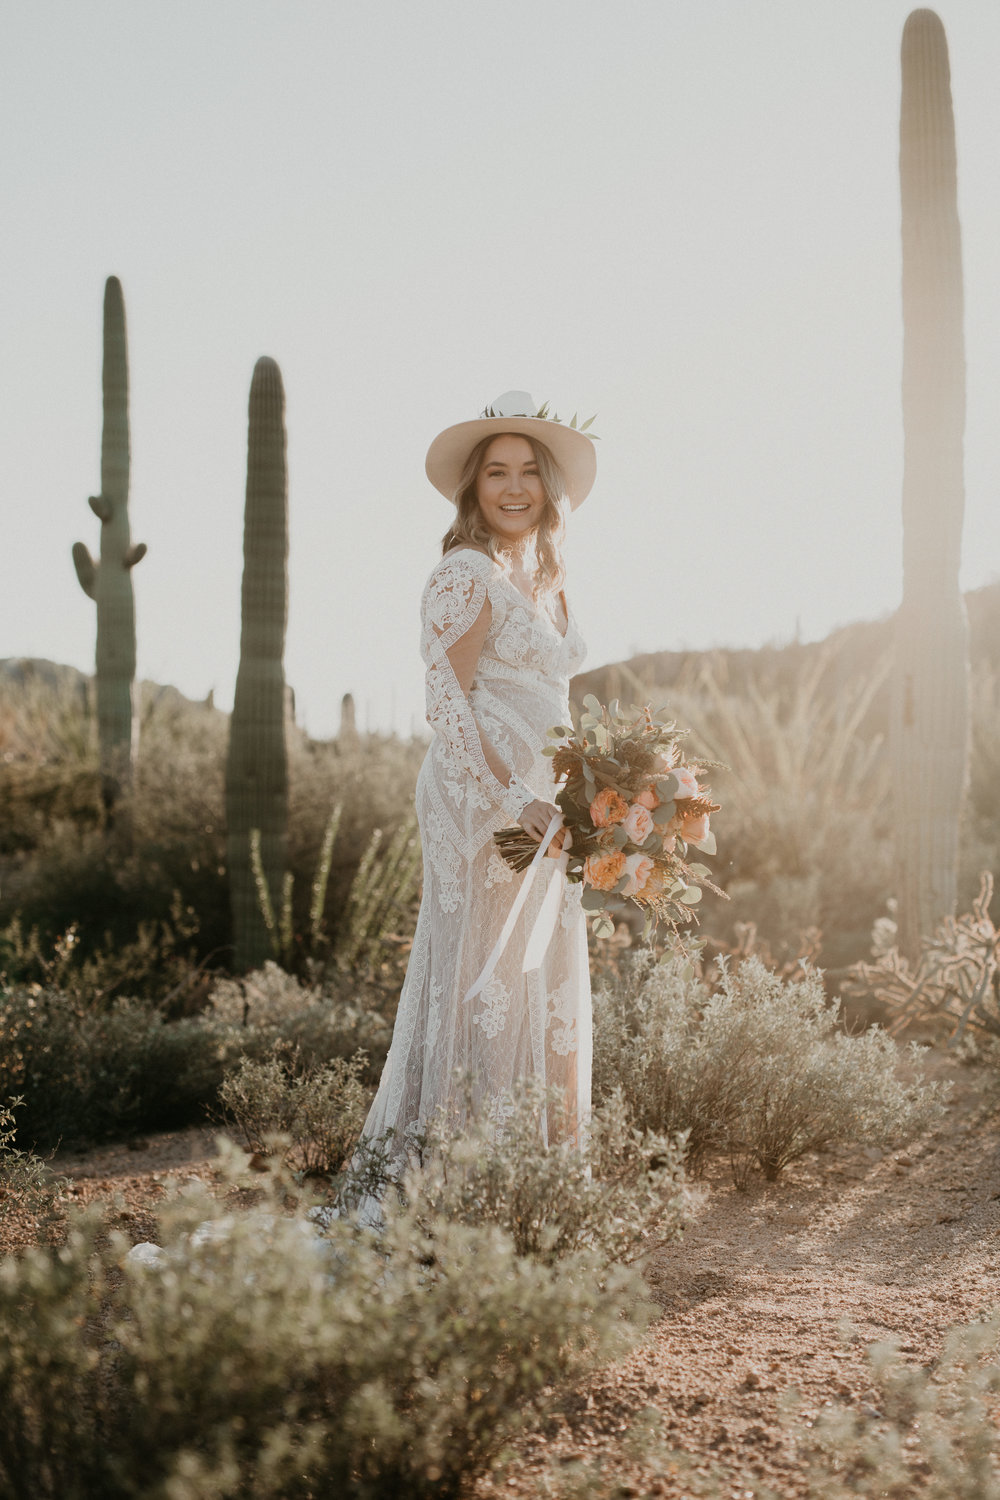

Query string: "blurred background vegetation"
[[2, 579, 998, 1147], [5, 576, 1000, 999]]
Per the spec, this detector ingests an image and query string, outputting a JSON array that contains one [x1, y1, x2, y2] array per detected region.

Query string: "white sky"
[[2, 0, 998, 737]]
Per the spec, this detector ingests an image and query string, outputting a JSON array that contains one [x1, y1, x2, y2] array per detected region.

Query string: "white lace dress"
[[360, 547, 592, 1155]]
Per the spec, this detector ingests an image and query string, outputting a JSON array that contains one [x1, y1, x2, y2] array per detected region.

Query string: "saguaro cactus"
[[891, 10, 970, 957], [225, 357, 290, 971], [72, 276, 146, 817]]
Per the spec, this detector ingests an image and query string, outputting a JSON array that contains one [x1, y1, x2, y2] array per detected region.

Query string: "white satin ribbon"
[[463, 812, 566, 1003]]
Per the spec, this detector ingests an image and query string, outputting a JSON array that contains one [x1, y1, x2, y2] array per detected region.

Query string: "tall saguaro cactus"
[[72, 276, 146, 817], [891, 9, 970, 957], [225, 357, 290, 972]]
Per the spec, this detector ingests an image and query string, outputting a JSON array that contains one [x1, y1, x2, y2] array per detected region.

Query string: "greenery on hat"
[[481, 399, 599, 439]]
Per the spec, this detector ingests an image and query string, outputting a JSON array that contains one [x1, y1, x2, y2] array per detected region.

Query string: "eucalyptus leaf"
[[580, 889, 608, 911], [680, 886, 702, 905], [691, 831, 717, 855], [583, 694, 602, 716], [592, 915, 614, 939]]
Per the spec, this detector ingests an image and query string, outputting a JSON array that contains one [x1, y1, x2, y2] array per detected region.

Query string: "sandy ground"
[[4, 1055, 999, 1499]]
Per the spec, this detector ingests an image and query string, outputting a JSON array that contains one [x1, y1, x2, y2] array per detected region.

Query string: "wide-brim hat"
[[425, 390, 597, 510]]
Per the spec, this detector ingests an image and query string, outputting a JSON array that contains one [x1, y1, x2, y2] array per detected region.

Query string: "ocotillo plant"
[[890, 10, 970, 958], [225, 357, 290, 972], [71, 276, 146, 818]]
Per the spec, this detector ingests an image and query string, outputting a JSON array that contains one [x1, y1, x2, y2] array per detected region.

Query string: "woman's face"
[[475, 435, 546, 545]]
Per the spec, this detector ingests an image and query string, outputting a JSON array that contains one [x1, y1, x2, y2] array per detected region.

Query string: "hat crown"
[[487, 390, 536, 419]]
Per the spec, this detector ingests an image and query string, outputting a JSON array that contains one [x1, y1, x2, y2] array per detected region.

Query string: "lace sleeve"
[[421, 552, 534, 823]]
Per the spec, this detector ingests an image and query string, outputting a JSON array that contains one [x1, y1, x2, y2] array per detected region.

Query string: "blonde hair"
[[441, 433, 569, 600]]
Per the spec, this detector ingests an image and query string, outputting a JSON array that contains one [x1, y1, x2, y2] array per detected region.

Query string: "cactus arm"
[[72, 542, 98, 599], [88, 494, 112, 522], [124, 542, 147, 568]]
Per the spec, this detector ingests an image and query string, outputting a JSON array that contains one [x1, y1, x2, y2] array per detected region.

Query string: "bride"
[[359, 391, 597, 1159]]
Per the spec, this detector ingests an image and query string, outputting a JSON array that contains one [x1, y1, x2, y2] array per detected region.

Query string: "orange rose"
[[681, 811, 710, 844], [589, 787, 629, 828], [636, 785, 660, 811], [638, 863, 669, 896], [583, 850, 627, 891]]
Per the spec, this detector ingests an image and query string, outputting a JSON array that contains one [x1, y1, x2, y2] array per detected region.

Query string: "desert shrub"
[[0, 1142, 651, 1500], [0, 985, 230, 1149], [205, 961, 394, 1081], [0, 957, 395, 1151], [0, 1098, 59, 1224], [218, 1050, 371, 1176], [845, 871, 1000, 1045], [405, 1078, 691, 1267], [621, 644, 895, 973], [797, 1314, 1000, 1498], [0, 671, 425, 995], [594, 953, 944, 1185]]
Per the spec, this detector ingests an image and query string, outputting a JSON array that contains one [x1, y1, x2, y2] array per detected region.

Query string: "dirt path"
[[7, 1057, 999, 1499], [484, 1056, 1000, 1497]]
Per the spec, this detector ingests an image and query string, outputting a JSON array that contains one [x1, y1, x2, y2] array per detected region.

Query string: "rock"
[[125, 1241, 167, 1269]]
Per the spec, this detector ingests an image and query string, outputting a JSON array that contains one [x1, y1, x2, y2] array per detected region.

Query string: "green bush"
[[0, 1142, 652, 1500], [205, 961, 394, 1082], [0, 674, 425, 996], [405, 1078, 691, 1267], [0, 959, 396, 1151], [218, 1049, 371, 1177], [0, 1098, 60, 1226], [0, 985, 229, 1149], [594, 953, 944, 1185], [797, 1313, 1000, 1498]]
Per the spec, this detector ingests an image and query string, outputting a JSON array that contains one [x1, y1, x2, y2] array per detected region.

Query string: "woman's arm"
[[422, 552, 562, 842]]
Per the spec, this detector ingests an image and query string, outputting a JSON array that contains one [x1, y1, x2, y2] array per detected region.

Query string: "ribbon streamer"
[[463, 812, 565, 1003]]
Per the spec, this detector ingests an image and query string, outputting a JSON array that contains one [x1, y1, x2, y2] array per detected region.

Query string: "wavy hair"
[[441, 433, 569, 600]]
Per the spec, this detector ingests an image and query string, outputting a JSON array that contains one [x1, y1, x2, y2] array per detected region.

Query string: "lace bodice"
[[421, 548, 586, 833]]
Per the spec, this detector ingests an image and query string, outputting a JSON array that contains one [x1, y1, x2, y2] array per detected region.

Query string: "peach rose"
[[622, 853, 655, 897], [583, 850, 627, 891], [622, 802, 654, 844], [671, 766, 701, 800], [681, 811, 710, 844], [637, 862, 669, 896], [636, 785, 660, 811], [589, 787, 629, 828]]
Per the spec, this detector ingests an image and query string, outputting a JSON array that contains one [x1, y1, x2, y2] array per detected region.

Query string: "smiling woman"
[[464, 434, 548, 541], [354, 392, 598, 1191]]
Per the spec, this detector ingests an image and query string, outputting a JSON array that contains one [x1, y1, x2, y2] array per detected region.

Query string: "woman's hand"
[[517, 798, 567, 856]]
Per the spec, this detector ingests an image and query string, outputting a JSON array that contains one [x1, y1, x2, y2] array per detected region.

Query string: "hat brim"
[[425, 416, 596, 510]]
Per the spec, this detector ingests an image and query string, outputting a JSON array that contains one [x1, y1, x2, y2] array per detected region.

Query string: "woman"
[[360, 391, 596, 1160]]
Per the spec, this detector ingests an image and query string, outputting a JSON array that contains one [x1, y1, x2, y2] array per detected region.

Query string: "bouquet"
[[495, 696, 724, 943]]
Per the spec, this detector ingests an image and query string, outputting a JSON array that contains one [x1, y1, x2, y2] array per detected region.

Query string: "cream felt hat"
[[425, 390, 597, 510]]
